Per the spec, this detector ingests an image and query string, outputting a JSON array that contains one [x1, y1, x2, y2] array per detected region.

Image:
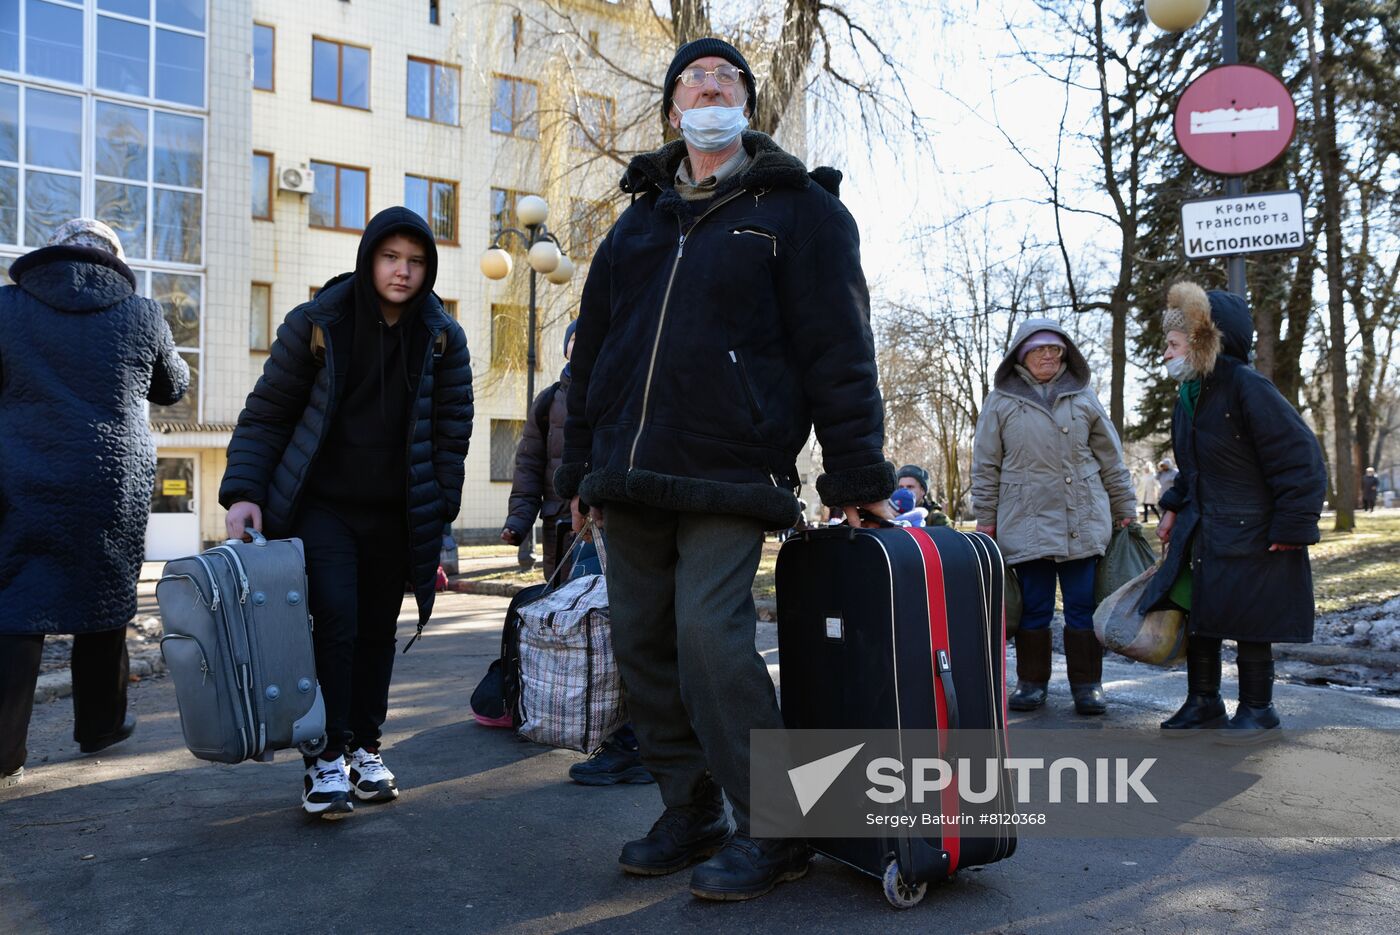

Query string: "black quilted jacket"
[[1, 246, 188, 635], [220, 209, 473, 636]]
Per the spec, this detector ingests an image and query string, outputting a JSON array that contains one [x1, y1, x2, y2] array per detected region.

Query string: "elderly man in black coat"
[[220, 207, 473, 817], [1144, 282, 1326, 743], [1, 219, 189, 787], [557, 38, 896, 899]]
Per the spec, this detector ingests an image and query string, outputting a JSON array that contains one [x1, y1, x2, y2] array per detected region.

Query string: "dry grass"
[[1310, 511, 1400, 614]]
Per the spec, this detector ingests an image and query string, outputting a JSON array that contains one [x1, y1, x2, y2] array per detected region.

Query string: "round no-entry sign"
[[1174, 64, 1297, 176]]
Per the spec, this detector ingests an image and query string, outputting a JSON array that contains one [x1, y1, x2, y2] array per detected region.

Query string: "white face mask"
[[1166, 355, 1194, 383], [677, 103, 748, 153]]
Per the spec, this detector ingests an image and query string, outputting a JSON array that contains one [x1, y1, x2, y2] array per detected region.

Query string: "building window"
[[587, 30, 599, 55], [89, 0, 207, 106], [406, 57, 459, 125], [309, 285, 320, 300], [80, 99, 202, 263], [250, 281, 272, 351], [491, 75, 537, 139], [429, 0, 441, 25], [253, 23, 275, 91], [252, 151, 272, 220], [311, 37, 370, 110], [490, 303, 539, 372], [489, 187, 535, 243], [441, 298, 457, 320], [570, 198, 616, 262], [13, 0, 82, 85], [511, 12, 523, 58], [405, 174, 456, 244], [490, 419, 524, 482], [308, 160, 368, 232], [148, 270, 202, 423], [572, 93, 615, 150]]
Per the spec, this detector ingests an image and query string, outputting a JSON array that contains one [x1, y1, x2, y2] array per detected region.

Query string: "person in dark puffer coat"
[[1, 219, 189, 786], [1144, 282, 1326, 743], [501, 320, 577, 580], [219, 207, 473, 817]]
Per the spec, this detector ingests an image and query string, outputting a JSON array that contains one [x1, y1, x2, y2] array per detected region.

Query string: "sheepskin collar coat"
[[554, 131, 894, 528], [1138, 282, 1327, 642]]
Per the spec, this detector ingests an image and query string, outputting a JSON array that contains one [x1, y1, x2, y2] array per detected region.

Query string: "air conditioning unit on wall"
[[278, 164, 316, 194]]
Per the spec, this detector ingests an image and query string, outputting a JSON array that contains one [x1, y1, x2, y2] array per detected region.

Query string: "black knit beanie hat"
[[661, 37, 758, 123], [896, 464, 930, 493]]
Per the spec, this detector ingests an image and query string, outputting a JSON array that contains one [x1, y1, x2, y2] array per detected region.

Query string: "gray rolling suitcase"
[[156, 531, 326, 763]]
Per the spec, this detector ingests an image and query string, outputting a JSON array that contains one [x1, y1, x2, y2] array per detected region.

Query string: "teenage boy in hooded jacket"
[[557, 38, 896, 900], [220, 207, 472, 818]]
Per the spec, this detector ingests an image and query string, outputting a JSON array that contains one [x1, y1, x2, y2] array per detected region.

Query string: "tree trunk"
[[754, 0, 819, 137], [1305, 0, 1355, 530], [670, 0, 711, 47]]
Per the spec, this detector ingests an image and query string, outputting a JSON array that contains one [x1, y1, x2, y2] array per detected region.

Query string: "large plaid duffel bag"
[[515, 529, 626, 753]]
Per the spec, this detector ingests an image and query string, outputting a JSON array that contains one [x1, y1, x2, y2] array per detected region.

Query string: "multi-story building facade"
[[3, 1, 814, 558]]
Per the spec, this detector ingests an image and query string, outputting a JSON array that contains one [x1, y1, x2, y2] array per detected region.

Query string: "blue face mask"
[[677, 104, 748, 153], [1166, 355, 1194, 383]]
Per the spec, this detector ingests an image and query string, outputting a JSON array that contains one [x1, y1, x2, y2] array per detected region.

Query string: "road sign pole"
[[1220, 0, 1248, 296]]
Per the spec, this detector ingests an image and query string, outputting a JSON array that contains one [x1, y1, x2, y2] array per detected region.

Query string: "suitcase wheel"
[[882, 859, 927, 910], [297, 735, 327, 757]]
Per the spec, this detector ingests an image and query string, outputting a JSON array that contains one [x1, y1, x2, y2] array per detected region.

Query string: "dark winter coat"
[[555, 132, 895, 527], [1, 246, 188, 635], [219, 208, 473, 636], [1138, 284, 1327, 643], [505, 369, 569, 538]]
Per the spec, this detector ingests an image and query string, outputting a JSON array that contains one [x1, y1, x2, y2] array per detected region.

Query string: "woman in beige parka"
[[972, 319, 1135, 715]]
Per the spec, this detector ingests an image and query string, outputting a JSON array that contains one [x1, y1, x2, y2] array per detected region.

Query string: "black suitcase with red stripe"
[[775, 523, 1016, 907]]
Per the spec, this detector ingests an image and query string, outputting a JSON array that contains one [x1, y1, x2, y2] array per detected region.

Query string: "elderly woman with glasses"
[[972, 319, 1136, 716]]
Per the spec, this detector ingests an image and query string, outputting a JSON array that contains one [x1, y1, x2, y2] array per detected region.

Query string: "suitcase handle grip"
[[935, 649, 961, 732], [225, 527, 267, 547]]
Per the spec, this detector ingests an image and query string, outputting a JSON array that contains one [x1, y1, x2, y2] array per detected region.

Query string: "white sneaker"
[[1, 767, 23, 789], [302, 757, 353, 819], [347, 747, 399, 802]]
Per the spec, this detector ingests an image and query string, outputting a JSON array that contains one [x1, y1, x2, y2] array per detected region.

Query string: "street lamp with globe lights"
[[479, 194, 574, 410]]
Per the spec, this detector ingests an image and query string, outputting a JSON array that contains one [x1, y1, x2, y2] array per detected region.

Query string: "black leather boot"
[[1161, 637, 1227, 733], [618, 782, 732, 875], [690, 835, 812, 901], [1063, 629, 1107, 716], [78, 714, 137, 754], [1008, 628, 1051, 711], [1219, 653, 1281, 745]]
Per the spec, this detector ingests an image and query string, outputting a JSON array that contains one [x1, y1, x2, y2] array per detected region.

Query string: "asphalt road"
[[3, 591, 1399, 934]]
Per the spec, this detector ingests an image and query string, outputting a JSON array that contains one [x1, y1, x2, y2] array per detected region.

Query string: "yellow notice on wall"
[[162, 480, 188, 497]]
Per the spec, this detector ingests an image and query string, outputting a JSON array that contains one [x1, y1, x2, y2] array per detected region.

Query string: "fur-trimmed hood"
[[1163, 282, 1253, 376]]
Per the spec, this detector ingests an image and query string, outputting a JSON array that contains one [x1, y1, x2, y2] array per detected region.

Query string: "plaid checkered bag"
[[516, 528, 626, 753]]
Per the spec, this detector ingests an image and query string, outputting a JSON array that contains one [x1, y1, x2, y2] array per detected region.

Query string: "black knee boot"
[[1220, 642, 1280, 744], [1008, 628, 1051, 711], [1063, 628, 1106, 716], [1161, 636, 1226, 732]]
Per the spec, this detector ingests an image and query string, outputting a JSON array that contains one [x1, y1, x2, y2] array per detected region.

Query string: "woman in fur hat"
[[1145, 282, 1326, 742]]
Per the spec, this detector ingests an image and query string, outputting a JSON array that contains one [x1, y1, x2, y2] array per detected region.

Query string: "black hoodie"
[[308, 207, 440, 508]]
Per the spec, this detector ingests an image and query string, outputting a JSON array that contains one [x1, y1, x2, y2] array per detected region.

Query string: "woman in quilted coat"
[[0, 219, 189, 786]]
